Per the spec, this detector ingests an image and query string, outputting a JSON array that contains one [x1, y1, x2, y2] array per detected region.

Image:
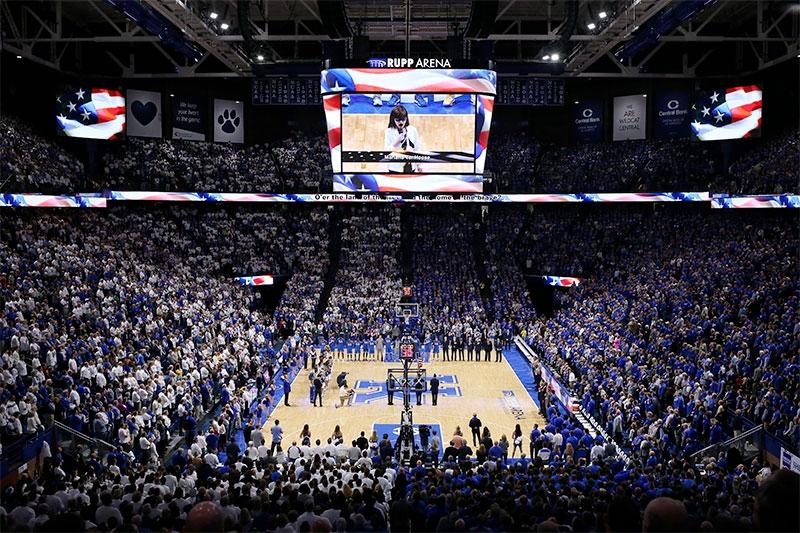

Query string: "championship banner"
[[573, 99, 604, 142], [172, 95, 206, 141], [127, 89, 163, 138], [234, 275, 274, 286], [613, 94, 647, 141], [654, 91, 691, 139], [711, 195, 800, 208], [1, 194, 107, 208], [213, 98, 244, 144], [541, 276, 581, 287]]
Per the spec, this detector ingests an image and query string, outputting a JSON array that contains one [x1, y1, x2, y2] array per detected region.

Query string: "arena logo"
[[367, 57, 452, 68], [667, 99, 680, 110]]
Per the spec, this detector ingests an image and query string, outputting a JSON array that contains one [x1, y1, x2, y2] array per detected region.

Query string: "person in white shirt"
[[384, 105, 423, 173]]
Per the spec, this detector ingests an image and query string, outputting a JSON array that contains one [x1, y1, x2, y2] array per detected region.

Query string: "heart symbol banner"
[[127, 89, 162, 138]]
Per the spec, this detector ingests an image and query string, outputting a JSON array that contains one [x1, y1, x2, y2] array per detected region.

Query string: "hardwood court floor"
[[262, 355, 545, 451]]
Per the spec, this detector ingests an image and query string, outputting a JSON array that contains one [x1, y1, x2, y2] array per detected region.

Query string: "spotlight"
[[587, 23, 596, 30], [598, 11, 607, 19], [170, 93, 175, 97], [574, 101, 579, 104], [642, 94, 647, 97], [257, 54, 264, 61], [16, 55, 22, 59], [542, 54, 550, 60], [209, 12, 218, 19], [220, 22, 229, 30], [550, 53, 560, 61]]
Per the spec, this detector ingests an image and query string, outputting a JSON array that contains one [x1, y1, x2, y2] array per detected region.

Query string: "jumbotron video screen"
[[321, 69, 496, 193]]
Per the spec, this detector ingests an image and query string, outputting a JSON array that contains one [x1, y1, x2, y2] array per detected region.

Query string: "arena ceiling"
[[1, 0, 798, 78]]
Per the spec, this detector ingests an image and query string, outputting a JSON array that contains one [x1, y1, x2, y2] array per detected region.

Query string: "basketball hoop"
[[395, 302, 419, 319]]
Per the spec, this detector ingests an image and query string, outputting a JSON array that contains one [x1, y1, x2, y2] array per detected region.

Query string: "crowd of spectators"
[[505, 207, 799, 458], [2, 405, 797, 532], [721, 130, 800, 194], [270, 132, 330, 192], [102, 139, 280, 192], [321, 208, 402, 343], [0, 116, 85, 193], [2, 114, 798, 194]]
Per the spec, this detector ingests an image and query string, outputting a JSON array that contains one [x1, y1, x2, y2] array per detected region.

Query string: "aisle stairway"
[[315, 209, 341, 322]]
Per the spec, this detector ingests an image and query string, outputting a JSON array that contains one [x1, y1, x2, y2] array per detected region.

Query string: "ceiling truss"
[[1, 0, 797, 78]]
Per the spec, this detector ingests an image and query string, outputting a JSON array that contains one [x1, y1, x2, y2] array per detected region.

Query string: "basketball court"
[[261, 354, 545, 452]]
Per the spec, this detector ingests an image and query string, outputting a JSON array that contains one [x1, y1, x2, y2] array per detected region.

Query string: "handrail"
[[690, 423, 764, 461], [53, 421, 119, 452]]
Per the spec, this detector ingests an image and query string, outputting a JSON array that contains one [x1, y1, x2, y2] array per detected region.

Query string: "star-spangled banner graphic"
[[56, 87, 126, 140], [5, 192, 797, 208], [234, 275, 274, 286], [691, 86, 762, 141], [541, 276, 582, 287], [340, 150, 475, 164]]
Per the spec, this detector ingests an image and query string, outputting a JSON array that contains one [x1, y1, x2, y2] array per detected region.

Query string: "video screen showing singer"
[[384, 105, 424, 173]]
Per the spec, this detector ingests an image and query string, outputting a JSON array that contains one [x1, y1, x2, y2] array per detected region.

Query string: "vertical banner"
[[613, 94, 647, 141], [127, 89, 162, 138], [213, 99, 244, 144], [654, 91, 691, 139], [572, 100, 604, 142], [172, 95, 206, 141]]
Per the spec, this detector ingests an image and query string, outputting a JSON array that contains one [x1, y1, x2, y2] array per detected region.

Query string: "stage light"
[[587, 23, 596, 30], [209, 12, 218, 19], [642, 94, 647, 97], [170, 93, 175, 97], [542, 54, 551, 60], [574, 101, 579, 104], [257, 54, 264, 61], [16, 55, 22, 59], [220, 22, 229, 30], [599, 11, 607, 19], [551, 53, 560, 61]]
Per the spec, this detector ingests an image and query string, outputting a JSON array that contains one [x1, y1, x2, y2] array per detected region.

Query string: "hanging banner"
[[172, 95, 206, 141], [213, 99, 244, 144], [654, 90, 691, 139], [127, 89, 163, 138], [613, 94, 647, 141], [573, 100, 604, 142]]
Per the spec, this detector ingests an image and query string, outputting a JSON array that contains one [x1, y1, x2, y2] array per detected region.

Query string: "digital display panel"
[[56, 86, 126, 140], [691, 85, 762, 141]]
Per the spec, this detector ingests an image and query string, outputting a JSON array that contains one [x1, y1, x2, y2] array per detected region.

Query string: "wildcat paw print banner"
[[213, 98, 244, 144], [127, 89, 162, 138]]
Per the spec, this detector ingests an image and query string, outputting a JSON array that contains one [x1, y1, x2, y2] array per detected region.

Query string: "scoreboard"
[[495, 78, 564, 106], [252, 78, 320, 105]]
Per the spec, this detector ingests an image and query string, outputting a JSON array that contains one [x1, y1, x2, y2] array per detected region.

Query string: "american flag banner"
[[234, 275, 275, 286], [56, 87, 126, 140], [691, 86, 762, 141], [333, 174, 483, 193], [541, 276, 582, 287], [1, 194, 107, 208], [711, 194, 800, 209]]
